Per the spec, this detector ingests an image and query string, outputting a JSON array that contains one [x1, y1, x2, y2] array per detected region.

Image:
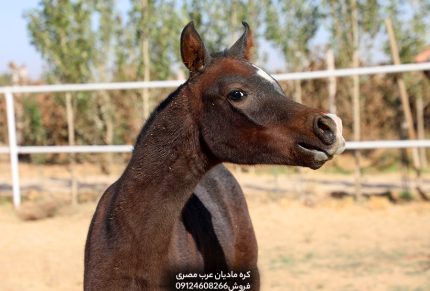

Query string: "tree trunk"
[[66, 92, 78, 205], [327, 49, 337, 114], [230, 0, 238, 44], [293, 78, 305, 198], [294, 80, 302, 103], [248, 0, 257, 59], [10, 64, 25, 148], [141, 0, 150, 121], [98, 91, 114, 174], [351, 0, 362, 200], [385, 17, 427, 200], [416, 90, 427, 168], [385, 18, 421, 169]]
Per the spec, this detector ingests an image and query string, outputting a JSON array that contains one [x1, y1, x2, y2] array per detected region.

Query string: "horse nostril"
[[317, 118, 331, 132], [314, 115, 336, 145]]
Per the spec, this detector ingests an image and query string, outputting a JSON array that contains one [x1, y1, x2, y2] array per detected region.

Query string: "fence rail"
[[2, 140, 430, 155], [1, 62, 430, 94], [1, 62, 430, 208]]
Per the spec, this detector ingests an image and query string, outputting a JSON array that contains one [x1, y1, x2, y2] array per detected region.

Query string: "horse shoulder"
[[170, 165, 258, 272], [198, 165, 258, 269]]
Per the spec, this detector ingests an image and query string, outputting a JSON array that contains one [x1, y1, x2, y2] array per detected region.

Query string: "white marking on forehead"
[[252, 64, 284, 95], [252, 64, 277, 84]]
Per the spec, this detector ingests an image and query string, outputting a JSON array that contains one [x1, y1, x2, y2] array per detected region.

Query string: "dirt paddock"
[[1, 163, 430, 290]]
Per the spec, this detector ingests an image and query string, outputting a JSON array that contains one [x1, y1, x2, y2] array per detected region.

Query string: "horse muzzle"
[[297, 113, 345, 165]]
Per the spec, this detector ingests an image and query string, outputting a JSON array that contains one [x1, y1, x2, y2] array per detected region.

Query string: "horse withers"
[[84, 22, 345, 291]]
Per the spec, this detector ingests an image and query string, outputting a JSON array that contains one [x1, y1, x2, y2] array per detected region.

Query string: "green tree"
[[181, 0, 263, 56], [263, 0, 323, 103], [264, 0, 323, 72], [26, 0, 94, 83], [0, 73, 11, 145], [25, 0, 124, 200], [125, 0, 183, 81], [383, 0, 430, 62], [322, 0, 381, 67]]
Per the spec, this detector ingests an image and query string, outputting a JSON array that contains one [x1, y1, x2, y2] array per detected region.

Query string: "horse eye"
[[227, 90, 247, 101]]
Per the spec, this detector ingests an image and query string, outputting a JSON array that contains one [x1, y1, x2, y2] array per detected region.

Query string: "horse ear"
[[181, 22, 210, 73], [228, 22, 254, 60]]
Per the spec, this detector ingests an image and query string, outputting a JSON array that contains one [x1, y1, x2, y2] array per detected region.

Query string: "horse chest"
[[168, 166, 257, 272]]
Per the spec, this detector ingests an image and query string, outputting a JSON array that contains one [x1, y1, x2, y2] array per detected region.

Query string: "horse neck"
[[129, 89, 208, 181], [113, 86, 214, 254]]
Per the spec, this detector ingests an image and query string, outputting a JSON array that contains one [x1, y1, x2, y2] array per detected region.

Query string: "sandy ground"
[[1, 198, 429, 291], [0, 162, 430, 290]]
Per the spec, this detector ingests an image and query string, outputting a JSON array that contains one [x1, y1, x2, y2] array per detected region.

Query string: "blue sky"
[[0, 1, 43, 78], [0, 0, 131, 79], [0, 1, 302, 79], [1, 2, 425, 80], [0, 1, 282, 80]]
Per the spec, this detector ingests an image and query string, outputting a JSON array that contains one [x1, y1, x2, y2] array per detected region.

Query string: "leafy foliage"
[[264, 0, 323, 71], [0, 0, 428, 169]]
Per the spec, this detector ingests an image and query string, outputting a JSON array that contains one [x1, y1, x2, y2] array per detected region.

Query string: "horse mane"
[[134, 84, 186, 146]]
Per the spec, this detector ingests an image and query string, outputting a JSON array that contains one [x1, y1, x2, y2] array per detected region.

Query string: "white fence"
[[1, 62, 430, 208]]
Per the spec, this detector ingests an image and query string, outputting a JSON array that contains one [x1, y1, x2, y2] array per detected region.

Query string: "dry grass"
[[1, 162, 430, 290], [16, 197, 62, 221], [251, 199, 430, 290], [0, 196, 429, 291]]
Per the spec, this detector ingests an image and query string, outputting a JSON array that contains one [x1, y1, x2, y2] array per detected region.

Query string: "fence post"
[[327, 49, 337, 115], [4, 90, 21, 208]]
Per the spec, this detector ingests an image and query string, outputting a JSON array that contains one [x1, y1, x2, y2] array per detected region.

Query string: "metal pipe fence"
[[1, 62, 430, 208]]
